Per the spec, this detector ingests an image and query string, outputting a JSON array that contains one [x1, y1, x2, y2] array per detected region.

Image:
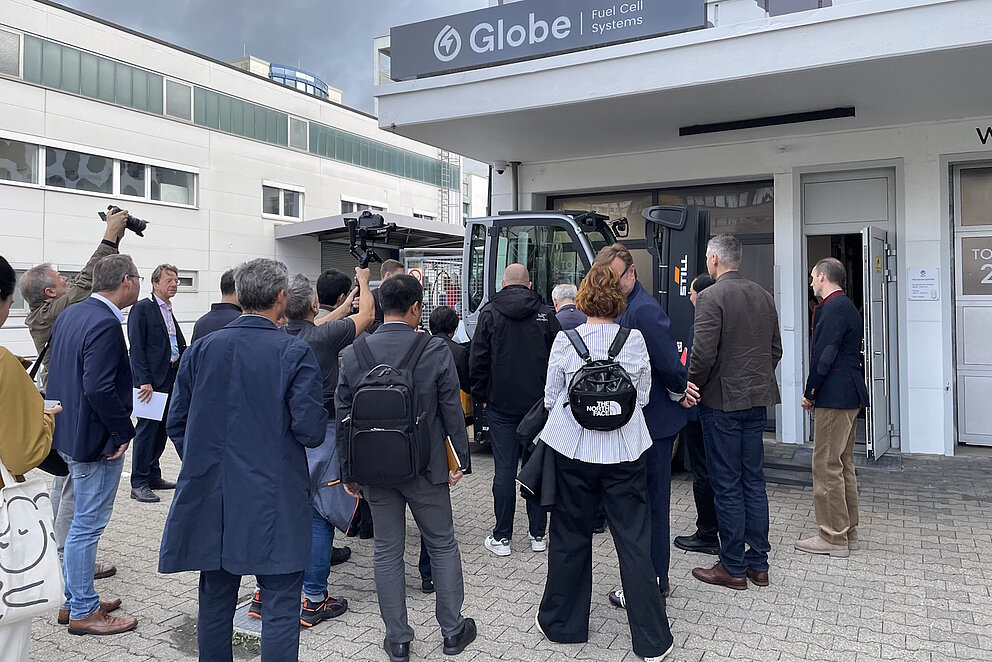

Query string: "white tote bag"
[[0, 458, 64, 625]]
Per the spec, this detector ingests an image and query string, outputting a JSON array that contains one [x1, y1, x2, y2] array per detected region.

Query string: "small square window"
[[283, 190, 300, 218], [151, 166, 195, 205], [177, 270, 198, 292], [263, 185, 281, 215]]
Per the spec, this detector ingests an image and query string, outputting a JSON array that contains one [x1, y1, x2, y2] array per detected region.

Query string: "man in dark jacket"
[[127, 264, 187, 502], [688, 234, 782, 591], [797, 257, 868, 558], [191, 268, 241, 341], [429, 305, 470, 392], [337, 274, 475, 662], [470, 263, 560, 557], [282, 268, 373, 627], [552, 283, 586, 330], [160, 258, 327, 662], [596, 244, 688, 607], [47, 254, 141, 636]]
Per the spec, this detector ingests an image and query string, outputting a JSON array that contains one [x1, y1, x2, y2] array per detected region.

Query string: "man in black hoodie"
[[470, 263, 560, 557]]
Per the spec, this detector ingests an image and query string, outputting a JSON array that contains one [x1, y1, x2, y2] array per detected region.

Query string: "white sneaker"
[[643, 643, 674, 661], [534, 611, 547, 639], [484, 535, 511, 557], [529, 535, 547, 552]]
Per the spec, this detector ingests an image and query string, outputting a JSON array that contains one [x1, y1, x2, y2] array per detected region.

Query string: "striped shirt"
[[539, 323, 653, 464]]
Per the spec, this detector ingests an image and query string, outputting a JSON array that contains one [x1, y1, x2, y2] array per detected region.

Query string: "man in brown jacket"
[[687, 234, 782, 591], [18, 208, 128, 581]]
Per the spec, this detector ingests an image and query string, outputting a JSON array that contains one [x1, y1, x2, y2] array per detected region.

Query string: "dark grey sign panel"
[[390, 0, 706, 81], [961, 236, 992, 296]]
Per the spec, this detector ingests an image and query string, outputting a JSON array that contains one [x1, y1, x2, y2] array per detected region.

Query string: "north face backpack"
[[345, 333, 431, 485], [564, 327, 637, 432]]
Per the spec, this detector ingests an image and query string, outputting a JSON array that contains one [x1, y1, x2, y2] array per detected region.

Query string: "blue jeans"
[[60, 453, 125, 620], [303, 508, 335, 601], [645, 434, 677, 592], [486, 407, 546, 541], [698, 406, 771, 577]]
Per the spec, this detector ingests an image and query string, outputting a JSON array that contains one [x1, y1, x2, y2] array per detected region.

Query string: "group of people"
[[0, 210, 866, 662]]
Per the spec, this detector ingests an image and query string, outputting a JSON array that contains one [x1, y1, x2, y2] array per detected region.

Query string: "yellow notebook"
[[446, 437, 462, 473]]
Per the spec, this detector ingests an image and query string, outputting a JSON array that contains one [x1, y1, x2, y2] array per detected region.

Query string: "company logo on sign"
[[586, 401, 623, 417], [434, 25, 462, 62]]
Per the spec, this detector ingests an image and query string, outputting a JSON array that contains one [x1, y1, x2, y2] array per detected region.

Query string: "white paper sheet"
[[132, 388, 169, 421]]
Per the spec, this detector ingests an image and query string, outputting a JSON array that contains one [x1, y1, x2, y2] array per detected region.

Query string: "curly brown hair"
[[576, 263, 627, 319]]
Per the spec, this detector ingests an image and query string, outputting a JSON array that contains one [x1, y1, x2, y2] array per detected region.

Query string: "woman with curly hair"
[[535, 263, 674, 661]]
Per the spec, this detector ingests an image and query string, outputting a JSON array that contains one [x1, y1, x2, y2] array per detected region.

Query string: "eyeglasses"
[[127, 275, 144, 282]]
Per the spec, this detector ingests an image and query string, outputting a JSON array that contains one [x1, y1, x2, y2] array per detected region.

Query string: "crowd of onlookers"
[[0, 210, 866, 662]]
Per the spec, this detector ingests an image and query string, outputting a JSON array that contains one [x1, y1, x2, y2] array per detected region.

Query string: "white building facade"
[[376, 0, 992, 456], [0, 0, 474, 357]]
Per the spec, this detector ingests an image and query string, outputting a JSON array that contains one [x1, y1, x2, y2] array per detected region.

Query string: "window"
[[23, 36, 163, 114], [341, 200, 385, 214], [166, 80, 192, 120], [289, 117, 308, 150], [960, 167, 992, 227], [467, 224, 486, 314], [263, 185, 303, 219], [120, 161, 145, 197], [11, 270, 28, 313], [46, 147, 113, 193], [194, 87, 289, 147], [176, 271, 198, 292], [151, 166, 195, 205], [413, 212, 435, 221], [495, 223, 586, 306], [0, 139, 38, 183], [463, 201, 471, 219], [0, 29, 19, 77]]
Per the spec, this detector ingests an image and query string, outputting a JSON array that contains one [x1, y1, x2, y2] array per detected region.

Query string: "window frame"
[[176, 270, 198, 293], [341, 197, 387, 215], [261, 180, 305, 221]]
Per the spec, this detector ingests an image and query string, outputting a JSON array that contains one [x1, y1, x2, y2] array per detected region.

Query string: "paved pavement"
[[27, 443, 992, 662]]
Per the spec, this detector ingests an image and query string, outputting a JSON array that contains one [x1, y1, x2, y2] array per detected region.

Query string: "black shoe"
[[130, 485, 160, 503], [593, 524, 607, 534], [247, 589, 262, 619], [148, 478, 176, 490], [300, 595, 348, 627], [329, 546, 352, 566], [383, 639, 409, 662], [442, 617, 477, 655], [673, 533, 720, 555], [421, 578, 435, 594]]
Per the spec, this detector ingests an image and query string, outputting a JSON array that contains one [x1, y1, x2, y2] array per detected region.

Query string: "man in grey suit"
[[336, 274, 476, 662], [687, 234, 782, 591]]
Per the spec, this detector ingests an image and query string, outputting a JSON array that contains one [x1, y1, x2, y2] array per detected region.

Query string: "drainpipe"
[[510, 161, 521, 211]]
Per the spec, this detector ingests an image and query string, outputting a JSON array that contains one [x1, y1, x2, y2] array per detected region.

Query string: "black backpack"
[[564, 327, 637, 432], [345, 333, 431, 486]]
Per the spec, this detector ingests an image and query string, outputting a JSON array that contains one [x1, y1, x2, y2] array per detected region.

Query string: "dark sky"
[[56, 0, 489, 114]]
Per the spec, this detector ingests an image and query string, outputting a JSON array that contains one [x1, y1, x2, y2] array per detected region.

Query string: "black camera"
[[98, 205, 148, 236], [347, 211, 396, 269]]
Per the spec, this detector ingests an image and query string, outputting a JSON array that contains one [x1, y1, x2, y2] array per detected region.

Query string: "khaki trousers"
[[812, 407, 860, 545]]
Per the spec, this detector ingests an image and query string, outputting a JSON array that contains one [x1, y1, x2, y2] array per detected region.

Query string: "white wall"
[[486, 113, 992, 455]]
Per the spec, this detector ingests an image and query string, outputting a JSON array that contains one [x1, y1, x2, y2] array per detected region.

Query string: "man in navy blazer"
[[47, 254, 141, 636], [159, 258, 327, 662], [596, 243, 689, 608], [797, 258, 869, 559], [127, 263, 187, 503]]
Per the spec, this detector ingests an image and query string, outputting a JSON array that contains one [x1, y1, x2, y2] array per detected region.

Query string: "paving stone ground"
[[28, 443, 992, 662]]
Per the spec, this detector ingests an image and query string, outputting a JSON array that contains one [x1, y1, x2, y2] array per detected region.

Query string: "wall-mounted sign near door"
[[960, 236, 992, 295], [908, 267, 940, 301]]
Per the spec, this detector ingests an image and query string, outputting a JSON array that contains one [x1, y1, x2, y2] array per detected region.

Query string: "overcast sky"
[[57, 0, 489, 114]]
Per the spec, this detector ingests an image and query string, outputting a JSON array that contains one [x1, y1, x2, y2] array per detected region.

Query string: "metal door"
[[862, 226, 892, 458]]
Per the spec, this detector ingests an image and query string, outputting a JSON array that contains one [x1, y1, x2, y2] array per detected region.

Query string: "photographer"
[[17, 207, 128, 583], [20, 207, 129, 386]]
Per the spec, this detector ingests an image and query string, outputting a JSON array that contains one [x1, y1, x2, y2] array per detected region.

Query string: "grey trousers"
[[51, 473, 75, 556], [364, 475, 466, 644]]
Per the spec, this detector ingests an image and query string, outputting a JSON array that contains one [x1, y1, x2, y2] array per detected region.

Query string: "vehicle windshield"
[[584, 222, 616, 252]]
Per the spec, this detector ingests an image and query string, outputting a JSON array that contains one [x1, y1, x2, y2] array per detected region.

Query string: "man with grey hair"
[[47, 253, 142, 635], [688, 233, 782, 591], [21, 210, 128, 584], [159, 258, 327, 662], [277, 266, 373, 628], [551, 282, 586, 330], [127, 263, 187, 503]]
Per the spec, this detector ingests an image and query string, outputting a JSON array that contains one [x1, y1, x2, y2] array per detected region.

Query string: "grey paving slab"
[[23, 443, 992, 661]]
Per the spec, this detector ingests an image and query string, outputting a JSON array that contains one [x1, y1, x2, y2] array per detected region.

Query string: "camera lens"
[[126, 215, 148, 236]]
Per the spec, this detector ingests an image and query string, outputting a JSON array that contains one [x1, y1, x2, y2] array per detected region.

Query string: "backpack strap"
[[608, 327, 631, 360], [564, 329, 591, 362], [398, 332, 431, 371], [29, 342, 50, 380], [353, 336, 377, 372]]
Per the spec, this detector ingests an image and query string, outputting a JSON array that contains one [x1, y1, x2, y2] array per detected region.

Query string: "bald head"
[[502, 264, 531, 288]]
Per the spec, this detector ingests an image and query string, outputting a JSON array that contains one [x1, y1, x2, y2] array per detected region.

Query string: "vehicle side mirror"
[[612, 217, 629, 238]]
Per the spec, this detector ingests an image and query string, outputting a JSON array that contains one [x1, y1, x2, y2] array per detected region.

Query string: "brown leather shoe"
[[746, 568, 770, 587], [59, 598, 122, 625], [94, 562, 117, 580], [68, 609, 137, 636], [692, 561, 747, 590]]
